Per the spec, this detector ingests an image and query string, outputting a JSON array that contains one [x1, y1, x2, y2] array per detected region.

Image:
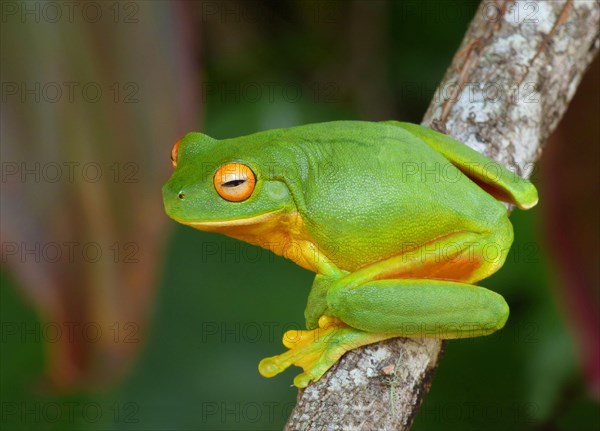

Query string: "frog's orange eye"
[[171, 138, 181, 168], [213, 163, 256, 202]]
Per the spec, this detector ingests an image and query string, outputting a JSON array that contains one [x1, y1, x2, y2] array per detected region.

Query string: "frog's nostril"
[[178, 192, 186, 200]]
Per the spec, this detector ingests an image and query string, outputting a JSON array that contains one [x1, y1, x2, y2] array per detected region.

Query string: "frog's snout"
[[162, 181, 187, 217], [162, 180, 186, 197]]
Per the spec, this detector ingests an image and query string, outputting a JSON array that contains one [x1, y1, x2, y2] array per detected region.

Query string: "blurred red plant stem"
[[542, 56, 600, 400], [1, 2, 200, 390], [285, 1, 600, 430]]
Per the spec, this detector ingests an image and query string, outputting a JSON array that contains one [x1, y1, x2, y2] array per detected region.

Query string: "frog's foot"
[[258, 316, 391, 388]]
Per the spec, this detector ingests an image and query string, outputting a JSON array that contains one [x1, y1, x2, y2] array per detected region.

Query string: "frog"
[[162, 121, 538, 388]]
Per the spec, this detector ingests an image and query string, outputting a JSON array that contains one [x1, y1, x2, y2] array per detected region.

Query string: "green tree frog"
[[162, 121, 538, 388]]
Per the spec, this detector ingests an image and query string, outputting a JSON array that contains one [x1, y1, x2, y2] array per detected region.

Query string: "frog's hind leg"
[[327, 278, 509, 339]]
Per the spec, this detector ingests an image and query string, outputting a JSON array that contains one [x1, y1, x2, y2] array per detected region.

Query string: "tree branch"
[[285, 1, 600, 429]]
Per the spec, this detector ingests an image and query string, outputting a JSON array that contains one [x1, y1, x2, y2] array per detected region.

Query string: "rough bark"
[[285, 1, 600, 430]]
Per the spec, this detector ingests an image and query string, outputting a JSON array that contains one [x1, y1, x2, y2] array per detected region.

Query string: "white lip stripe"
[[176, 210, 282, 228]]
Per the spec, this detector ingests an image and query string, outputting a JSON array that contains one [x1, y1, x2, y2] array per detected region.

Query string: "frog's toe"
[[293, 372, 313, 388], [281, 329, 317, 350], [291, 343, 349, 388], [282, 315, 344, 349], [258, 355, 287, 378], [258, 316, 346, 382]]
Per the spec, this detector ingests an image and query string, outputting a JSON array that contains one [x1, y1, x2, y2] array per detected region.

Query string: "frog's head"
[[162, 131, 299, 231]]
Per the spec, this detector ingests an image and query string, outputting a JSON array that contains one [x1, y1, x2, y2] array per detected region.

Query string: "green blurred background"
[[1, 1, 598, 430]]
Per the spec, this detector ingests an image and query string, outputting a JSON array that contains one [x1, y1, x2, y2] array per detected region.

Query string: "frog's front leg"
[[259, 271, 390, 388], [259, 315, 393, 388], [259, 272, 362, 387], [304, 273, 338, 329]]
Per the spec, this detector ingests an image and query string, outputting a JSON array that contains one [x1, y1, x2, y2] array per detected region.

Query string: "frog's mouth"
[[175, 210, 285, 231]]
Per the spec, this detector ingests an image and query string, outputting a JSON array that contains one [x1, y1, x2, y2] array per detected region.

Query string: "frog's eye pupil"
[[223, 179, 246, 188], [214, 163, 256, 202]]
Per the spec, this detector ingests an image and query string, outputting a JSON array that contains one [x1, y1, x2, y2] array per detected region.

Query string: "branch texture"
[[285, 1, 600, 430]]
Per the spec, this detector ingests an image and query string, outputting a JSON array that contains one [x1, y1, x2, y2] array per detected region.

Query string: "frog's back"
[[281, 121, 509, 272]]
